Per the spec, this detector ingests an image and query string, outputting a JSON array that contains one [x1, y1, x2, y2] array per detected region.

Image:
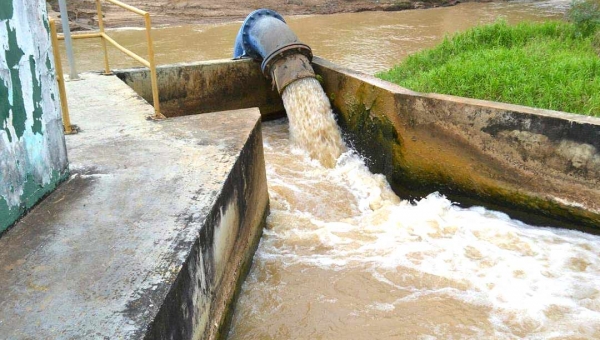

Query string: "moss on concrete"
[[339, 91, 600, 231], [336, 100, 407, 193]]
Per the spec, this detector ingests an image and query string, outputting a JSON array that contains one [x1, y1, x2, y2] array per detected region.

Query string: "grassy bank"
[[376, 21, 600, 116]]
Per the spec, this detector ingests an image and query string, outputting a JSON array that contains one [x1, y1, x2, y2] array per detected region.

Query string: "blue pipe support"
[[233, 9, 316, 93]]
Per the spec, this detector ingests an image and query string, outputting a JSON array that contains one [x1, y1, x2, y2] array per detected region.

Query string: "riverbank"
[[47, 0, 469, 31], [377, 20, 600, 116]]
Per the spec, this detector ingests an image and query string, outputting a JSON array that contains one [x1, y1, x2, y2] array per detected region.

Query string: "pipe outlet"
[[233, 9, 316, 93]]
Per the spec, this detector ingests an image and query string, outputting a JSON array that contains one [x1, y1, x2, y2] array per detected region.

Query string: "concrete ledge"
[[313, 57, 600, 232], [114, 59, 284, 118], [0, 74, 269, 339]]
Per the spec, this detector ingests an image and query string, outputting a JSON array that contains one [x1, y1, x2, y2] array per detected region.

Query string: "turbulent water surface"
[[228, 88, 600, 338], [281, 78, 345, 168]]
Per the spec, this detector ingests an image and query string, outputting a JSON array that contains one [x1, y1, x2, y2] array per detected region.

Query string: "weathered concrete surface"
[[0, 0, 69, 234], [313, 57, 600, 232], [115, 59, 284, 119], [0, 73, 269, 339]]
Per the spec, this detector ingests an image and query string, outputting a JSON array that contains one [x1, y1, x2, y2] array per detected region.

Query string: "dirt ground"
[[47, 0, 465, 30]]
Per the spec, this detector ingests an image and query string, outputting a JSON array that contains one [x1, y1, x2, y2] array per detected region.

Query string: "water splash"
[[229, 79, 600, 339]]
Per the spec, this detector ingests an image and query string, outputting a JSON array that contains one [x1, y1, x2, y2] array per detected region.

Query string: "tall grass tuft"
[[376, 21, 600, 116], [567, 0, 600, 37]]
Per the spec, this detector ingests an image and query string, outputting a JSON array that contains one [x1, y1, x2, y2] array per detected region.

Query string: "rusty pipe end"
[[270, 53, 316, 94]]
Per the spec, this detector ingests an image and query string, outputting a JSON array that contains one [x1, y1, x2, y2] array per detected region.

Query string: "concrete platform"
[[0, 74, 269, 339]]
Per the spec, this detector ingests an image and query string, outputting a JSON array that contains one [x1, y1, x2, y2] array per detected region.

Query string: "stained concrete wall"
[[0, 1, 69, 234], [312, 57, 600, 232], [115, 59, 284, 118]]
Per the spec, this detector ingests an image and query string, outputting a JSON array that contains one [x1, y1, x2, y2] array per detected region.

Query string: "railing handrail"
[[104, 0, 148, 16], [50, 0, 164, 120]]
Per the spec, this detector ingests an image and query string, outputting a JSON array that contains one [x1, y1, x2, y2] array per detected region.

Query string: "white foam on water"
[[230, 78, 600, 339], [264, 142, 600, 337]]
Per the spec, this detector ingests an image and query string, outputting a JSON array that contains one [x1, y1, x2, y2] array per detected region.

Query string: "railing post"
[[57, 0, 80, 80], [95, 0, 111, 75], [49, 19, 75, 135], [144, 13, 164, 119]]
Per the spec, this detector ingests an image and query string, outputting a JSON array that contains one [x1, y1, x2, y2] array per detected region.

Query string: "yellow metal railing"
[[49, 19, 75, 134], [50, 0, 164, 120]]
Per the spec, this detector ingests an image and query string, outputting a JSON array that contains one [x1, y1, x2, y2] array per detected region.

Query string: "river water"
[[61, 1, 568, 74], [61, 1, 600, 338]]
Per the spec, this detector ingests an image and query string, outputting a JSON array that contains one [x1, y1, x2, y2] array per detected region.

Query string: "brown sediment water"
[[227, 115, 600, 338], [60, 1, 568, 74], [226, 2, 600, 333]]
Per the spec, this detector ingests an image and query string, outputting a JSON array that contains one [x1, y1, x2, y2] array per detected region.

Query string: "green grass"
[[376, 21, 600, 116]]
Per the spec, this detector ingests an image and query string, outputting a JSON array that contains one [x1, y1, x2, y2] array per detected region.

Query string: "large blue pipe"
[[233, 9, 316, 93]]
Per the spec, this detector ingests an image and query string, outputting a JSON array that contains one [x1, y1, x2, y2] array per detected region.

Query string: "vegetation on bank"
[[376, 1, 600, 116]]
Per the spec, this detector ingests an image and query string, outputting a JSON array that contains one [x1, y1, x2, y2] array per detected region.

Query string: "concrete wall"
[[115, 59, 284, 118], [144, 111, 269, 340], [313, 57, 600, 232], [0, 1, 69, 234]]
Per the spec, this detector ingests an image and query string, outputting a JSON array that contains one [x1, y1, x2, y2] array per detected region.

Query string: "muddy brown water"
[[61, 1, 600, 338], [229, 117, 600, 339], [60, 1, 568, 74]]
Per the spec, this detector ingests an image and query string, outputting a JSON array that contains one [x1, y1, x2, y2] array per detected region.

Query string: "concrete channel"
[[118, 57, 600, 233], [1, 49, 599, 340]]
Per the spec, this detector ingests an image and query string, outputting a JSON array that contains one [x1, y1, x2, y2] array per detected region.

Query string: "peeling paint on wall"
[[0, 1, 69, 234]]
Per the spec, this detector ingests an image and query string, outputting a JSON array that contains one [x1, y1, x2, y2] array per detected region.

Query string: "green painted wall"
[[0, 1, 69, 235]]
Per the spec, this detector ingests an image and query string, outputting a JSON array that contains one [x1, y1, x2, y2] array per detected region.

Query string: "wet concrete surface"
[[0, 74, 269, 339]]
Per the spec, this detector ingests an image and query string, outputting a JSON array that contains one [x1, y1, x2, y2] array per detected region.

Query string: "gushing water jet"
[[233, 8, 316, 94], [233, 9, 346, 168]]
